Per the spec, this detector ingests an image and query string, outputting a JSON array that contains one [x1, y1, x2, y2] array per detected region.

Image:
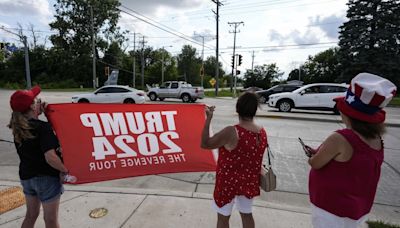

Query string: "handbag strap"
[[267, 146, 272, 166]]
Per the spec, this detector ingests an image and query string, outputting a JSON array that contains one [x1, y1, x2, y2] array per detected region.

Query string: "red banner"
[[46, 103, 217, 184]]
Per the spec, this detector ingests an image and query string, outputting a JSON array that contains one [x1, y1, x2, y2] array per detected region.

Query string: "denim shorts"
[[21, 176, 64, 203]]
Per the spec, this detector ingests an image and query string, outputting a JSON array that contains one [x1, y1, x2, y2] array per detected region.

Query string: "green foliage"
[[389, 97, 400, 107], [49, 0, 124, 86], [205, 89, 233, 97], [177, 45, 202, 85], [203, 56, 225, 79], [243, 63, 283, 89], [367, 221, 400, 228], [338, 0, 400, 87], [288, 48, 341, 84]]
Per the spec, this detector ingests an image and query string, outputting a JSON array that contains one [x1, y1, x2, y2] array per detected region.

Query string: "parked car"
[[256, 84, 301, 103], [147, 81, 204, 102], [71, 85, 145, 104], [240, 86, 262, 92], [268, 83, 348, 113]]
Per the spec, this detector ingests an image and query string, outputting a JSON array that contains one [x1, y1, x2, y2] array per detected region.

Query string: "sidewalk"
[[0, 181, 312, 228], [2, 180, 400, 228]]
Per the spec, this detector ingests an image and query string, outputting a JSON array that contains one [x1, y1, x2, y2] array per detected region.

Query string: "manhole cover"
[[0, 186, 25, 214], [89, 208, 108, 218]]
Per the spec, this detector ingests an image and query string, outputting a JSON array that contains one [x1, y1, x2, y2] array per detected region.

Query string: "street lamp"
[[161, 45, 173, 84]]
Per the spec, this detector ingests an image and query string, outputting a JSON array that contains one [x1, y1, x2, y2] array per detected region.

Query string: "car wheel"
[[149, 93, 157, 101], [123, 98, 135, 104], [78, 99, 89, 103], [259, 96, 267, 104], [181, 94, 191, 103], [278, 100, 293, 112], [159, 97, 165, 101]]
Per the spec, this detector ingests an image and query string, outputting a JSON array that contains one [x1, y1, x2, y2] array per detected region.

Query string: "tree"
[[49, 0, 124, 86], [338, 0, 400, 87], [203, 56, 225, 78], [288, 48, 340, 84], [177, 45, 202, 85], [243, 63, 283, 89]]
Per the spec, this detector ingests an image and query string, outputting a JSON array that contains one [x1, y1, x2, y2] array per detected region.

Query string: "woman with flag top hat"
[[8, 86, 69, 228], [305, 73, 397, 228]]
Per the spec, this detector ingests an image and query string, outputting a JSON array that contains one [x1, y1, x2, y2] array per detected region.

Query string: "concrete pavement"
[[1, 179, 400, 228]]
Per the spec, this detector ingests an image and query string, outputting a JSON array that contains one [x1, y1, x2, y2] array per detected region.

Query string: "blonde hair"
[[8, 112, 35, 144]]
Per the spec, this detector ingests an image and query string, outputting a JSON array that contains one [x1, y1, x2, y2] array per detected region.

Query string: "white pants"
[[311, 204, 368, 228], [212, 195, 253, 216]]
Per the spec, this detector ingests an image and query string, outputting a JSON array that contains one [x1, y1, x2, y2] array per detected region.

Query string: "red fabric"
[[45, 103, 216, 184], [10, 86, 41, 112], [309, 129, 384, 220], [334, 96, 386, 123], [214, 125, 268, 207]]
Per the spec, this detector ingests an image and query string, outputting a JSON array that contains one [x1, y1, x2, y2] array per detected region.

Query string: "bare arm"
[[308, 133, 344, 169], [201, 106, 234, 149], [44, 149, 68, 173]]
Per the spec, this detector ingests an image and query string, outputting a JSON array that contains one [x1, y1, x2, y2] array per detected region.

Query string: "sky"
[[0, 0, 349, 79]]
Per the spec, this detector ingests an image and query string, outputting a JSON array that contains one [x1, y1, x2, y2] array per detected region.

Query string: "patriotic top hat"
[[334, 73, 397, 123]]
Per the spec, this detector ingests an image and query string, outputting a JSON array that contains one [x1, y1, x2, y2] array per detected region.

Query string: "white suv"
[[268, 83, 348, 113]]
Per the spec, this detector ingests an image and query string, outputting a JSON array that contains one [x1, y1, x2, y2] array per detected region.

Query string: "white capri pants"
[[311, 203, 368, 228], [212, 195, 253, 216]]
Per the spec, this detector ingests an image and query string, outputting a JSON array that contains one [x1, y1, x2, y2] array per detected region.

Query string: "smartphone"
[[298, 137, 312, 157]]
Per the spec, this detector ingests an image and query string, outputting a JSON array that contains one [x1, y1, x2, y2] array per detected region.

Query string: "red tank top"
[[309, 128, 384, 219], [214, 125, 268, 207]]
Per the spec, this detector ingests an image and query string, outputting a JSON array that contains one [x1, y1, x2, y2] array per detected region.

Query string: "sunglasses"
[[34, 98, 42, 104]]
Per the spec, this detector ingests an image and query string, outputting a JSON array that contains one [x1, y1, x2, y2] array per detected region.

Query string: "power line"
[[119, 5, 214, 50]]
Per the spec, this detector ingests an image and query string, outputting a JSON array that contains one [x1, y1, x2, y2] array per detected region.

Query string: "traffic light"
[[238, 54, 243, 66], [236, 70, 241, 75], [200, 66, 204, 77], [105, 66, 110, 76], [231, 55, 235, 68]]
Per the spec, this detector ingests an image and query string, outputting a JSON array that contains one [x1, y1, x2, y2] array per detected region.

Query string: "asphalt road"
[[0, 89, 399, 208]]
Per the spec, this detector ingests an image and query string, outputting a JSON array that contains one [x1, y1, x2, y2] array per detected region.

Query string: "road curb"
[[0, 180, 310, 214], [256, 114, 400, 128]]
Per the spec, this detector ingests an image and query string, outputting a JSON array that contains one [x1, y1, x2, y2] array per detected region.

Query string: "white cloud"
[[0, 0, 52, 25], [309, 14, 346, 40]]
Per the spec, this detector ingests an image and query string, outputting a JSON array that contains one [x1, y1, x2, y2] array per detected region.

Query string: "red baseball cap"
[[10, 86, 41, 112]]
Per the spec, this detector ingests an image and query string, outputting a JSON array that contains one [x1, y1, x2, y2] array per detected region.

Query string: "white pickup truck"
[[147, 81, 205, 102]]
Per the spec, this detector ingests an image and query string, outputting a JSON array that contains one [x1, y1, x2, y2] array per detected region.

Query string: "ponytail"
[[8, 112, 34, 144]]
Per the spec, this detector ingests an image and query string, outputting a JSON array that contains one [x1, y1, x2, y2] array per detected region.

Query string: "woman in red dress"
[[201, 92, 268, 228]]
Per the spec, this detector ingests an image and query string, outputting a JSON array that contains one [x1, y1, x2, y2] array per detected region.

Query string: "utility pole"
[[161, 45, 172, 84], [140, 36, 147, 89], [132, 32, 136, 88], [212, 0, 223, 96], [228, 21, 244, 92], [90, 5, 97, 89], [0, 26, 31, 88], [251, 50, 255, 73], [194, 34, 205, 87], [298, 65, 301, 81]]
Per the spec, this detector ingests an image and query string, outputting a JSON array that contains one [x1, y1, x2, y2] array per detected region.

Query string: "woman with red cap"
[[305, 73, 397, 228], [8, 86, 69, 228]]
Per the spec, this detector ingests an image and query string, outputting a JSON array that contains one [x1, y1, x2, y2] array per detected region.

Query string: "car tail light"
[[195, 88, 198, 93], [137, 93, 144, 96]]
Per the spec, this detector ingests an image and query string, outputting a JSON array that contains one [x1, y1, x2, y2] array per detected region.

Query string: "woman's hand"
[[205, 105, 215, 120]]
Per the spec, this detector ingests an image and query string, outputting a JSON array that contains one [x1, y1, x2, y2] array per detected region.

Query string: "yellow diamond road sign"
[[209, 78, 216, 87]]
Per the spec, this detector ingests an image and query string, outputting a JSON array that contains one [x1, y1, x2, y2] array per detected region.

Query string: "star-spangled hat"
[[334, 73, 397, 123]]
